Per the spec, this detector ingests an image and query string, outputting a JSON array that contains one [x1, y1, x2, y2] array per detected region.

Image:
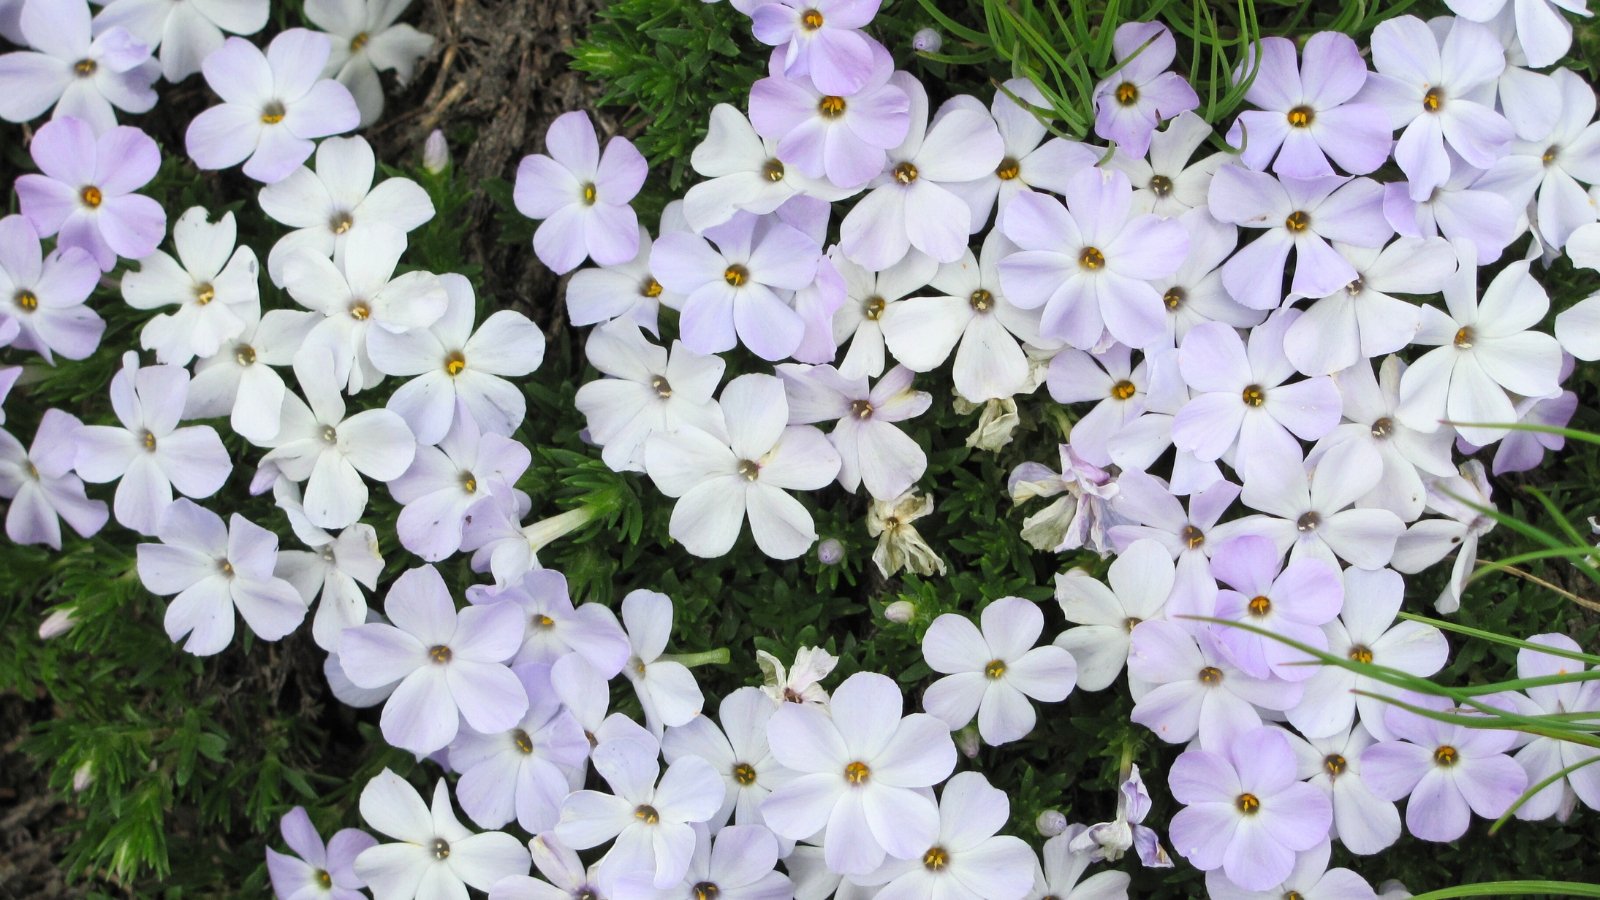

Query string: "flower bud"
[[955, 725, 981, 759], [884, 600, 915, 624], [39, 607, 75, 640], [423, 129, 450, 174], [816, 538, 844, 565], [912, 28, 942, 53], [1036, 809, 1068, 837], [72, 761, 94, 792]]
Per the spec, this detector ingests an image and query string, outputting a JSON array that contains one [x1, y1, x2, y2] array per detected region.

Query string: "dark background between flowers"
[[1, 0, 1599, 896]]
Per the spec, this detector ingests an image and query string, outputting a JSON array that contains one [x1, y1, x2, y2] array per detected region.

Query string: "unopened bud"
[[1036, 809, 1068, 837], [73, 761, 94, 792], [912, 28, 942, 53], [423, 129, 450, 174], [39, 608, 75, 640], [884, 600, 915, 624], [817, 538, 844, 565], [955, 725, 981, 759]]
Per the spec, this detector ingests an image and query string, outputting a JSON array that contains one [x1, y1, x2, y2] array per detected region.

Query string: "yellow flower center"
[[350, 31, 370, 52], [1434, 745, 1458, 767], [634, 804, 660, 824], [1235, 792, 1260, 814], [818, 95, 846, 118], [74, 58, 97, 76], [460, 471, 477, 494], [141, 430, 157, 451], [1110, 380, 1137, 401], [315, 870, 332, 888], [651, 374, 673, 398], [15, 290, 38, 312], [1287, 105, 1315, 127], [1349, 645, 1374, 664], [80, 186, 102, 208], [1543, 145, 1560, 165], [849, 399, 874, 419], [1242, 385, 1266, 407], [694, 883, 721, 900], [996, 157, 1021, 180], [844, 760, 871, 784], [1423, 87, 1444, 112], [763, 158, 786, 182], [1116, 82, 1139, 106], [723, 264, 749, 287], [1182, 524, 1205, 548], [349, 300, 371, 320], [1324, 753, 1347, 776], [863, 295, 886, 320], [582, 182, 597, 205], [193, 283, 215, 305], [1198, 666, 1223, 685], [641, 276, 664, 298], [330, 211, 354, 234], [512, 728, 534, 754], [984, 659, 1007, 679], [893, 162, 919, 184], [801, 8, 824, 29], [737, 459, 760, 481], [430, 838, 450, 859], [1248, 595, 1272, 617], [1370, 417, 1393, 439], [445, 351, 466, 376], [1163, 286, 1185, 310], [1453, 326, 1475, 349], [534, 613, 556, 629], [1079, 246, 1106, 270], [1149, 174, 1174, 196], [429, 644, 452, 663], [1285, 210, 1311, 232], [733, 762, 757, 785], [261, 101, 286, 125], [969, 288, 992, 312], [235, 344, 257, 366], [922, 846, 950, 870]]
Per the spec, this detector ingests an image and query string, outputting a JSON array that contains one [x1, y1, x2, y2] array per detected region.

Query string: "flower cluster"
[[3, 0, 1599, 898]]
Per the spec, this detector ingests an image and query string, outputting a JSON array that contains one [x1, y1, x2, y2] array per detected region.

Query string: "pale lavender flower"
[[451, 663, 589, 834], [1227, 33, 1391, 178], [1054, 539, 1174, 692], [257, 134, 436, 287], [565, 222, 684, 335], [487, 835, 606, 900], [1384, 158, 1519, 265], [1047, 343, 1164, 468], [15, 117, 166, 271], [945, 78, 1098, 229], [0, 0, 157, 134], [853, 772, 1036, 900], [1362, 694, 1529, 842], [612, 823, 793, 900], [1390, 460, 1496, 613], [1146, 208, 1261, 347], [467, 568, 630, 677], [513, 110, 646, 274], [0, 214, 104, 362], [922, 597, 1078, 745], [555, 737, 725, 890], [828, 246, 937, 380], [1397, 254, 1563, 446], [1207, 166, 1390, 311], [643, 373, 840, 559], [1508, 633, 1600, 820], [1235, 439, 1405, 570], [1171, 313, 1342, 471], [1445, 0, 1590, 68], [1127, 620, 1303, 749], [662, 686, 785, 829], [0, 410, 108, 548], [1092, 21, 1200, 158], [747, 43, 911, 190], [1208, 534, 1342, 681], [750, 0, 882, 95], [1069, 764, 1173, 868], [369, 273, 544, 444], [305, 0, 435, 127], [185, 30, 360, 184], [1108, 470, 1238, 619], [1484, 381, 1578, 475], [1289, 567, 1450, 741], [338, 565, 528, 754], [121, 207, 260, 366], [880, 231, 1054, 403], [620, 589, 706, 735], [575, 318, 726, 474], [1104, 111, 1228, 218], [1167, 726, 1332, 891], [267, 806, 375, 900], [1000, 166, 1188, 349], [1356, 15, 1513, 201], [1315, 357, 1456, 522], [778, 363, 931, 500], [838, 75, 1005, 269], [354, 771, 530, 899], [1204, 840, 1377, 900], [760, 671, 957, 875], [137, 498, 307, 656], [1289, 725, 1403, 856], [652, 211, 820, 361], [260, 351, 417, 530], [75, 352, 231, 535], [390, 412, 529, 561], [93, 0, 269, 82], [1282, 237, 1455, 377], [272, 483, 383, 652]]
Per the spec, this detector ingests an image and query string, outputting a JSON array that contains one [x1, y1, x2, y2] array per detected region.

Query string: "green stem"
[[659, 648, 731, 669]]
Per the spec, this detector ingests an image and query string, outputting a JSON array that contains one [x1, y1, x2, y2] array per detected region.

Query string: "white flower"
[[260, 350, 417, 529], [369, 273, 545, 444], [1315, 356, 1457, 522], [1104, 111, 1228, 218], [93, 0, 268, 82], [643, 373, 841, 560], [258, 135, 435, 286], [922, 597, 1078, 745], [122, 207, 259, 365], [756, 645, 837, 706], [662, 687, 787, 830], [575, 318, 725, 473], [272, 481, 384, 653], [0, 0, 158, 135], [1054, 539, 1173, 691], [305, 0, 435, 127], [1390, 460, 1497, 613], [355, 771, 530, 900], [830, 246, 938, 380], [283, 227, 447, 394], [684, 102, 854, 232], [186, 308, 317, 443], [779, 363, 931, 500], [620, 589, 705, 735]]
